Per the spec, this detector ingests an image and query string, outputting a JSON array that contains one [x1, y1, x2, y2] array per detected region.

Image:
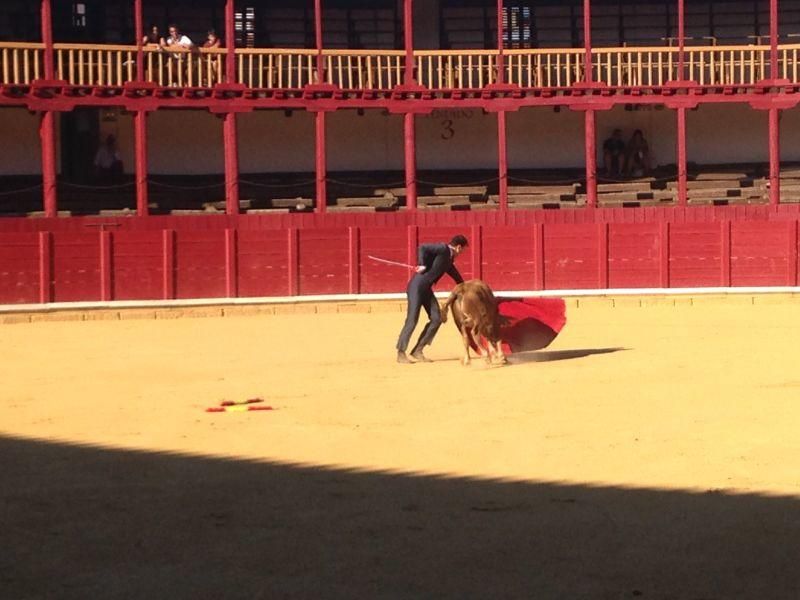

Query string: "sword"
[[367, 255, 417, 269]]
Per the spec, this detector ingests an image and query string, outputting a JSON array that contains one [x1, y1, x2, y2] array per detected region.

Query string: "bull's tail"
[[440, 284, 463, 324]]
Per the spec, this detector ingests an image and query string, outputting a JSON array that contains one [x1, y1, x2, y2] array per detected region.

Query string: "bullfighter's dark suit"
[[396, 242, 464, 357]]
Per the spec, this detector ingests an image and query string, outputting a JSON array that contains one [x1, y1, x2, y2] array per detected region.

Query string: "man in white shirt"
[[161, 25, 194, 84], [163, 24, 193, 50]]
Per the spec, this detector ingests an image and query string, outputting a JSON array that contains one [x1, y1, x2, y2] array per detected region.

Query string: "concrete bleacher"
[[10, 165, 800, 215]]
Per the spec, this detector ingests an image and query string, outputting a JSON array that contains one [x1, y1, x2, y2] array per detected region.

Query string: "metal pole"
[[134, 110, 149, 215], [223, 112, 240, 215], [315, 111, 327, 213], [404, 112, 417, 210]]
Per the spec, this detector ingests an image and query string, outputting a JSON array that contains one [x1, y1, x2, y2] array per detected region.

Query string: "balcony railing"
[[1, 42, 798, 91]]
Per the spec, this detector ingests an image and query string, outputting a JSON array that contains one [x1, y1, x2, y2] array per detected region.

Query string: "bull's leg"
[[460, 325, 472, 366], [492, 340, 508, 365]]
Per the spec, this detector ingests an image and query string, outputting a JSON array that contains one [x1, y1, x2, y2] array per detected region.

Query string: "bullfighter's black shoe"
[[410, 349, 432, 363]]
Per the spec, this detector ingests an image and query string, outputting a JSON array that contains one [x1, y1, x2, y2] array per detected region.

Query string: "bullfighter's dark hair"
[[450, 234, 468, 248]]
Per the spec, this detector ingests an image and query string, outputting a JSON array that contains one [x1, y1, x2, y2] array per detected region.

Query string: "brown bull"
[[441, 279, 507, 366]]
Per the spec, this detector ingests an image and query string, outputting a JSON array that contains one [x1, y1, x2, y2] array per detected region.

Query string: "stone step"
[[432, 186, 488, 197], [667, 179, 754, 190], [692, 172, 749, 180], [489, 193, 577, 203], [418, 195, 471, 206], [327, 206, 382, 213], [598, 198, 672, 208], [27, 210, 72, 217], [336, 196, 398, 208], [246, 208, 291, 214], [269, 198, 314, 209], [373, 187, 406, 197], [507, 184, 579, 195], [597, 181, 653, 193]]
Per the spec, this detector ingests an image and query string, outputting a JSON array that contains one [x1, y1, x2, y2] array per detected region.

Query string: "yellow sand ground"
[[2, 296, 800, 599]]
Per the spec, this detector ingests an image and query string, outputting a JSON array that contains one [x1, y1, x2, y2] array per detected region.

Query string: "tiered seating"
[[490, 183, 581, 209], [667, 172, 765, 205], [597, 179, 674, 207]]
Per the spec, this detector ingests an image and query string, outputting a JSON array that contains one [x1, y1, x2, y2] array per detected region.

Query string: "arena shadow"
[[509, 347, 628, 364], [1, 433, 798, 600]]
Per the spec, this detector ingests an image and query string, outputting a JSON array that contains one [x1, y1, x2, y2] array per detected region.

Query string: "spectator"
[[203, 30, 221, 49], [162, 24, 193, 51], [625, 129, 652, 177], [161, 25, 194, 85], [202, 30, 222, 84], [603, 128, 625, 178], [142, 24, 162, 46], [94, 135, 123, 183]]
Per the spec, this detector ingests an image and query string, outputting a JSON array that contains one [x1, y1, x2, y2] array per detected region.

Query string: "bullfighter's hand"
[[415, 265, 426, 273]]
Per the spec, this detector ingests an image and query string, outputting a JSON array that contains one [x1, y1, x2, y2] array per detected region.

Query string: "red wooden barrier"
[[1, 208, 800, 305]]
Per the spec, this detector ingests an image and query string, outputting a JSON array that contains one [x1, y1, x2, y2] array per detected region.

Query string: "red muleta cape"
[[494, 297, 567, 354]]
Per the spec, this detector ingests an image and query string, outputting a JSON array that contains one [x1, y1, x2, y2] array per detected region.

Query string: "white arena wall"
[[0, 103, 796, 177]]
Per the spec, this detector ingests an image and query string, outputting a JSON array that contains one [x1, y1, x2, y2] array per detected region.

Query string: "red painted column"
[[497, 111, 508, 211], [134, 0, 143, 81], [134, 110, 149, 215], [404, 112, 417, 210], [223, 112, 240, 215], [677, 0, 685, 80], [41, 0, 54, 80], [770, 0, 779, 81], [40, 111, 57, 217], [315, 111, 327, 213], [314, 0, 324, 83], [769, 107, 781, 205], [403, 0, 414, 84], [40, 0, 57, 216], [677, 107, 687, 206], [585, 110, 597, 207], [225, 0, 236, 84], [496, 0, 505, 84], [583, 0, 593, 84]]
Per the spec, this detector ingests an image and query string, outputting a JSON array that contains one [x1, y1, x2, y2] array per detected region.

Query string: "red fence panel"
[[543, 223, 601, 290], [608, 223, 661, 289], [359, 227, 407, 294], [730, 221, 794, 287], [237, 229, 290, 297], [481, 226, 537, 291], [174, 230, 227, 299], [112, 231, 164, 301], [297, 228, 349, 295], [51, 232, 101, 303], [0, 233, 40, 304], [668, 223, 723, 288]]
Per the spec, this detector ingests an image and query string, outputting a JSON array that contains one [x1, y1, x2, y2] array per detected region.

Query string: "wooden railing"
[[0, 42, 43, 84], [416, 50, 497, 89], [2, 41, 800, 91], [235, 48, 315, 89], [506, 48, 584, 88], [325, 50, 404, 90]]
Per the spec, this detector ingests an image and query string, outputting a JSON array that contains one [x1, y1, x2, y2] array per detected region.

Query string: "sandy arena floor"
[[2, 296, 800, 599]]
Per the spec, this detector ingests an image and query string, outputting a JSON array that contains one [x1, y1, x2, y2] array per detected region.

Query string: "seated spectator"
[[203, 30, 221, 49], [202, 30, 222, 84], [142, 24, 162, 46], [625, 129, 652, 177], [603, 128, 625, 178], [94, 135, 123, 183]]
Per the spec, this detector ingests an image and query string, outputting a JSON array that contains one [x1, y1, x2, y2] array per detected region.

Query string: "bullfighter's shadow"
[[508, 347, 628, 364]]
